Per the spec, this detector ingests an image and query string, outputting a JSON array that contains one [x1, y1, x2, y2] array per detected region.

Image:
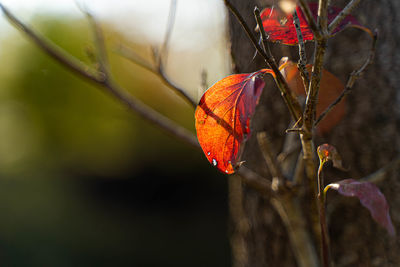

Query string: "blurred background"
[[0, 0, 233, 266]]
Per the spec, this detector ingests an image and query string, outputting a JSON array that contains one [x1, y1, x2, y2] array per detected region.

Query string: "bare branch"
[[361, 157, 400, 184], [0, 3, 199, 148], [159, 0, 177, 65], [317, 0, 329, 33], [116, 44, 156, 73], [315, 29, 377, 126], [253, 6, 274, 64], [224, 0, 303, 122], [328, 0, 362, 34], [0, 2, 300, 205], [114, 1, 196, 108], [237, 166, 273, 196], [257, 132, 285, 188], [77, 4, 110, 77], [297, 0, 321, 39], [293, 9, 310, 91], [117, 44, 197, 107]]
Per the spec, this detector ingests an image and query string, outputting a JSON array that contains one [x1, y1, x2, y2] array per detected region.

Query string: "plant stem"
[[317, 162, 331, 267]]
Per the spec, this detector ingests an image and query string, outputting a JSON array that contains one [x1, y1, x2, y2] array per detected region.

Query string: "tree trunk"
[[227, 1, 400, 266]]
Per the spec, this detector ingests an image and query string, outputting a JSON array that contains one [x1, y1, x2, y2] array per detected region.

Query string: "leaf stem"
[[317, 159, 331, 267]]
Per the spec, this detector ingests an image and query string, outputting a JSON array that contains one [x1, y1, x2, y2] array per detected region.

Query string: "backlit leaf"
[[327, 179, 395, 236], [260, 3, 361, 45], [280, 59, 346, 134], [195, 69, 272, 174]]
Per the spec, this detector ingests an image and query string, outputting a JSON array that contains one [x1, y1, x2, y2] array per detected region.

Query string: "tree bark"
[[227, 1, 400, 266]]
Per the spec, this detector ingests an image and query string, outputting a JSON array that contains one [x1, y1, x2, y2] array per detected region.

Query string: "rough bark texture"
[[227, 1, 400, 266]]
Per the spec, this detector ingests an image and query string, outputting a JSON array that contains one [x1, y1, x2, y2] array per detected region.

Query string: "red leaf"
[[195, 69, 272, 174], [280, 59, 346, 134], [317, 144, 346, 171], [328, 179, 395, 236], [260, 3, 361, 45]]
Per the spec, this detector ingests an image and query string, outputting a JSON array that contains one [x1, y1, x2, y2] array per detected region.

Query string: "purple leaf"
[[328, 179, 395, 236]]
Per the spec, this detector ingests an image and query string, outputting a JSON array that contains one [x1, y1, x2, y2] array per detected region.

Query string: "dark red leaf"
[[280, 59, 346, 134], [328, 179, 395, 236], [195, 69, 272, 174], [260, 3, 361, 45]]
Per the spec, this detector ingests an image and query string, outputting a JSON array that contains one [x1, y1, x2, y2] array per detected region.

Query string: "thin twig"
[[293, 9, 310, 91], [116, 1, 196, 108], [293, 152, 305, 184], [278, 129, 301, 180], [159, 0, 177, 65], [237, 166, 273, 196], [156, 0, 197, 107], [317, 0, 329, 34], [361, 157, 400, 184], [253, 7, 275, 65], [298, 0, 322, 40], [116, 44, 156, 72], [224, 0, 302, 121], [257, 132, 285, 189], [79, 5, 110, 78], [116, 44, 196, 107], [158, 61, 197, 106], [0, 3, 199, 149], [0, 2, 285, 204], [315, 29, 377, 126], [328, 0, 362, 34]]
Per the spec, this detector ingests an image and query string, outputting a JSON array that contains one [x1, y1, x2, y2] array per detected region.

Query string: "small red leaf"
[[328, 179, 395, 236], [260, 3, 361, 45], [317, 144, 346, 171], [195, 69, 272, 174], [280, 59, 346, 134]]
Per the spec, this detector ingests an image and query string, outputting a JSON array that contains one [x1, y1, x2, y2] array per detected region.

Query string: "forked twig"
[[0, 3, 199, 148], [297, 0, 321, 39], [257, 132, 285, 189], [253, 7, 275, 65], [116, 1, 197, 108], [0, 2, 275, 198], [225, 0, 302, 121], [315, 29, 377, 126], [237, 166, 273, 195]]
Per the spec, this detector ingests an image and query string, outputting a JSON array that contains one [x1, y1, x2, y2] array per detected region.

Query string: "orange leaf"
[[280, 60, 346, 134], [195, 69, 272, 174]]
